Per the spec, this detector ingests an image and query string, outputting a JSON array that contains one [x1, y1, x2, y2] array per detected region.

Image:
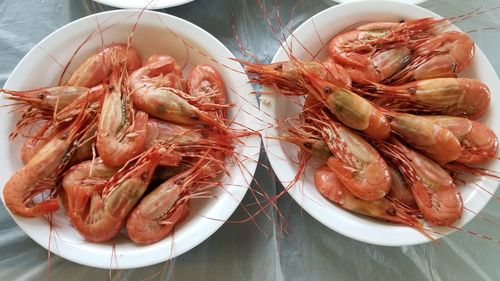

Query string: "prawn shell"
[[389, 113, 461, 164]]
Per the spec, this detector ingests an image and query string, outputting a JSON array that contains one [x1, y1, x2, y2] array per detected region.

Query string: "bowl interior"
[[261, 0, 500, 246], [0, 10, 260, 268]]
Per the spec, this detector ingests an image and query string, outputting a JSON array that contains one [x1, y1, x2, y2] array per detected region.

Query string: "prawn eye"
[[190, 113, 200, 120], [323, 86, 332, 94], [386, 208, 396, 216], [273, 64, 283, 71], [303, 142, 312, 149], [38, 93, 46, 99], [399, 19, 405, 23]]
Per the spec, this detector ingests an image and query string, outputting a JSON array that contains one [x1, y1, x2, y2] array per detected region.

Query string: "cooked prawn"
[[370, 78, 490, 120], [66, 44, 142, 88], [374, 137, 463, 226], [314, 165, 424, 232]]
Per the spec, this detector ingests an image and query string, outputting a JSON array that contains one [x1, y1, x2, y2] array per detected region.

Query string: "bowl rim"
[[332, 0, 427, 5], [261, 0, 500, 246], [0, 9, 260, 268], [93, 0, 195, 9]]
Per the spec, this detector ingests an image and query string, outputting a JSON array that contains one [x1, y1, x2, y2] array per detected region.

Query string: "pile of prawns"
[[2, 44, 238, 244], [243, 18, 498, 234]]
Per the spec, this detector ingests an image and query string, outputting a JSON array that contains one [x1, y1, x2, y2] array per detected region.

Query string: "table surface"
[[1, 0, 500, 280]]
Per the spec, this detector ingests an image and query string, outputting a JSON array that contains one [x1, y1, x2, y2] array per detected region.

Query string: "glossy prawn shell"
[[2, 86, 89, 111], [409, 149, 463, 226], [303, 74, 390, 140], [187, 64, 227, 105], [327, 28, 391, 67], [375, 139, 463, 226], [326, 19, 440, 85], [187, 64, 229, 121], [243, 60, 334, 97], [145, 118, 203, 148], [62, 159, 118, 190], [3, 138, 66, 217], [62, 159, 119, 234], [127, 200, 189, 245], [126, 176, 188, 244], [314, 166, 420, 226], [3, 108, 94, 218], [71, 122, 98, 164], [326, 88, 390, 140], [96, 80, 148, 167], [374, 78, 491, 120], [321, 121, 391, 200], [129, 56, 222, 127], [425, 116, 498, 164], [131, 54, 185, 91], [388, 31, 474, 84], [133, 86, 215, 125], [415, 31, 474, 78], [413, 78, 489, 119], [344, 46, 412, 85], [21, 121, 58, 164], [67, 147, 164, 242], [387, 165, 416, 208], [321, 57, 352, 87], [66, 44, 142, 88], [389, 113, 462, 164], [126, 153, 218, 244]]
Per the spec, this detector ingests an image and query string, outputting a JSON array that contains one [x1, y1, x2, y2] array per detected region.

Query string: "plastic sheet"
[[0, 0, 499, 280]]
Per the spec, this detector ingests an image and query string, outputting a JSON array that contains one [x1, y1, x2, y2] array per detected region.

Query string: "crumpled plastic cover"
[[1, 0, 500, 280]]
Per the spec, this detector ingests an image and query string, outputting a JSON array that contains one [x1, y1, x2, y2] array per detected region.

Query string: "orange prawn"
[[342, 46, 413, 85], [314, 165, 423, 230], [374, 137, 463, 226], [66, 44, 142, 88], [297, 64, 391, 140], [1, 86, 94, 111], [308, 109, 392, 201], [126, 158, 216, 244], [387, 31, 474, 84], [387, 112, 462, 164], [387, 165, 417, 208], [327, 18, 441, 67], [187, 64, 229, 119], [63, 145, 168, 242], [129, 56, 227, 129], [96, 64, 148, 167], [424, 116, 498, 164], [242, 58, 351, 95], [3, 105, 97, 217], [370, 78, 490, 120]]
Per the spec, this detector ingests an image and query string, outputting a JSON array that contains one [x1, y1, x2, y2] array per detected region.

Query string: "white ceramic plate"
[[93, 0, 194, 9], [0, 10, 260, 268], [261, 0, 500, 246], [332, 0, 427, 5]]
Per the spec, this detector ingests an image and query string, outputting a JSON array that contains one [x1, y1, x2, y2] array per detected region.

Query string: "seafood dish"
[[0, 10, 259, 268], [257, 1, 500, 245]]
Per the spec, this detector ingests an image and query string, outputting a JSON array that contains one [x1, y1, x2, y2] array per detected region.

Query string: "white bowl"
[[93, 0, 194, 9], [332, 0, 427, 5], [0, 10, 260, 268], [261, 0, 500, 246]]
